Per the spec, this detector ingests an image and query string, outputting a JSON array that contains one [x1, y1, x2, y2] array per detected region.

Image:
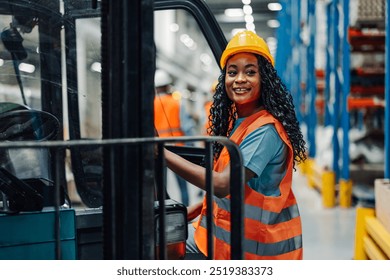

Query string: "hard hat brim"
[[220, 46, 274, 69]]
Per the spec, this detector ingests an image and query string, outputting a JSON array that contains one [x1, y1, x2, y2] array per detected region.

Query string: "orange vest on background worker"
[[154, 69, 185, 140], [193, 110, 303, 260], [202, 80, 217, 135], [154, 93, 184, 138]]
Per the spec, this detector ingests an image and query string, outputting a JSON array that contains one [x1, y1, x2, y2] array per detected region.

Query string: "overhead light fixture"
[[172, 91, 182, 101], [200, 53, 212, 65], [224, 8, 244, 17], [169, 23, 179, 32], [231, 28, 246, 37], [246, 22, 255, 31], [90, 62, 101, 73], [180, 34, 197, 50], [267, 19, 280, 28], [227, 1, 256, 34], [268, 3, 283, 11], [243, 5, 253, 15], [18, 62, 35, 73], [266, 37, 278, 57], [245, 14, 254, 24]]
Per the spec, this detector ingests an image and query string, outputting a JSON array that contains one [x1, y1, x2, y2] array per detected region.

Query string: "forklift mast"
[[0, 0, 244, 260]]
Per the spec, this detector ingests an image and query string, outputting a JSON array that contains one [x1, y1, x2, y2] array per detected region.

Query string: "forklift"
[[0, 0, 244, 260]]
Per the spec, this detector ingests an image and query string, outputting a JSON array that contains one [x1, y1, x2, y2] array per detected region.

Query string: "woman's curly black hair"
[[207, 55, 307, 169]]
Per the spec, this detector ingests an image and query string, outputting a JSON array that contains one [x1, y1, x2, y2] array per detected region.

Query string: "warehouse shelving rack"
[[277, 0, 389, 206], [275, 0, 390, 260], [276, 0, 338, 203], [276, 0, 317, 159], [385, 0, 390, 179]]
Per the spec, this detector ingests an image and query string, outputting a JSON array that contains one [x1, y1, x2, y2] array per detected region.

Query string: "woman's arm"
[[164, 148, 256, 198], [164, 148, 230, 197], [187, 201, 203, 221]]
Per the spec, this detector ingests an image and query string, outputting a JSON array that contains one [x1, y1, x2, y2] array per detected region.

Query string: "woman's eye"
[[246, 70, 257, 75], [227, 70, 237, 76]]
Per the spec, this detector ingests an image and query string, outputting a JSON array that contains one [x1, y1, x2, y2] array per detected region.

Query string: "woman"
[[164, 30, 307, 260]]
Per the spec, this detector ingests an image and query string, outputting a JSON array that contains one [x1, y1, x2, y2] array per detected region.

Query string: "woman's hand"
[[187, 201, 203, 222]]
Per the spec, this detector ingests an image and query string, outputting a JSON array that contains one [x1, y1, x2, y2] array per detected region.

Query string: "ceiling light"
[[267, 19, 280, 28], [169, 23, 179, 32], [172, 91, 182, 101], [245, 14, 254, 23], [200, 53, 212, 65], [243, 5, 253, 15], [90, 62, 101, 73], [231, 28, 246, 37], [180, 34, 197, 50], [266, 37, 278, 57], [224, 8, 244, 17], [266, 37, 278, 48], [246, 22, 255, 31], [268, 3, 283, 11], [242, 0, 251, 4], [18, 63, 35, 73]]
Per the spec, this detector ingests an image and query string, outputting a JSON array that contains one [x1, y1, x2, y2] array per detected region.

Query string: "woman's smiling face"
[[225, 53, 261, 116]]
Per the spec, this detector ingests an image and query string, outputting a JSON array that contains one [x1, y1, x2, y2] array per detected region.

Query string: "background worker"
[[201, 80, 218, 136], [154, 69, 196, 206], [163, 30, 307, 259]]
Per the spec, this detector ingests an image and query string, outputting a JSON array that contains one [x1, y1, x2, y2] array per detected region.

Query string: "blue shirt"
[[231, 118, 288, 197]]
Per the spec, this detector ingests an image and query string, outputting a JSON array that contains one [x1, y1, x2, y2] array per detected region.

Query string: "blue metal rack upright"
[[276, 0, 344, 204], [385, 0, 390, 179], [339, 0, 353, 207], [275, 0, 304, 124], [306, 0, 317, 159], [275, 0, 292, 89], [328, 0, 341, 182], [323, 0, 353, 207], [276, 0, 316, 158], [341, 0, 351, 182], [276, 0, 389, 206]]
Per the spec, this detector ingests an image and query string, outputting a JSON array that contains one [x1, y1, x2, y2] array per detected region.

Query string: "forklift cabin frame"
[[0, 0, 245, 259]]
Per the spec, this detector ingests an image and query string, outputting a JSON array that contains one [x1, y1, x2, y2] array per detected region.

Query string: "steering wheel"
[[0, 109, 59, 141], [0, 103, 60, 212]]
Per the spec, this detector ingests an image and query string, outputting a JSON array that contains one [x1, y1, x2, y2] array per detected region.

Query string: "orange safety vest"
[[154, 93, 184, 138], [193, 110, 303, 260]]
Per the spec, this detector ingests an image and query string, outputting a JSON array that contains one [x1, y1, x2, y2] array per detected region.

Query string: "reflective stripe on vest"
[[157, 127, 183, 135], [214, 197, 300, 225], [198, 216, 302, 257]]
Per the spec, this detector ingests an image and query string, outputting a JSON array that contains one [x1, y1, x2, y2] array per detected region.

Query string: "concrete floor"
[[292, 172, 356, 260], [166, 169, 357, 260]]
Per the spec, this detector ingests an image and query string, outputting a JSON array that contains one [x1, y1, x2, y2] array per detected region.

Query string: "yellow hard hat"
[[220, 30, 274, 69]]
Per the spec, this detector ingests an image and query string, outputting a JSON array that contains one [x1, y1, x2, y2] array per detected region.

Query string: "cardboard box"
[[374, 179, 390, 233]]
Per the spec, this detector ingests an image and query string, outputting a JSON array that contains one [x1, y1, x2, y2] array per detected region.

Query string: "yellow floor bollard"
[[306, 158, 315, 188], [298, 158, 307, 175], [353, 207, 375, 260], [322, 169, 335, 207], [339, 179, 353, 208]]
